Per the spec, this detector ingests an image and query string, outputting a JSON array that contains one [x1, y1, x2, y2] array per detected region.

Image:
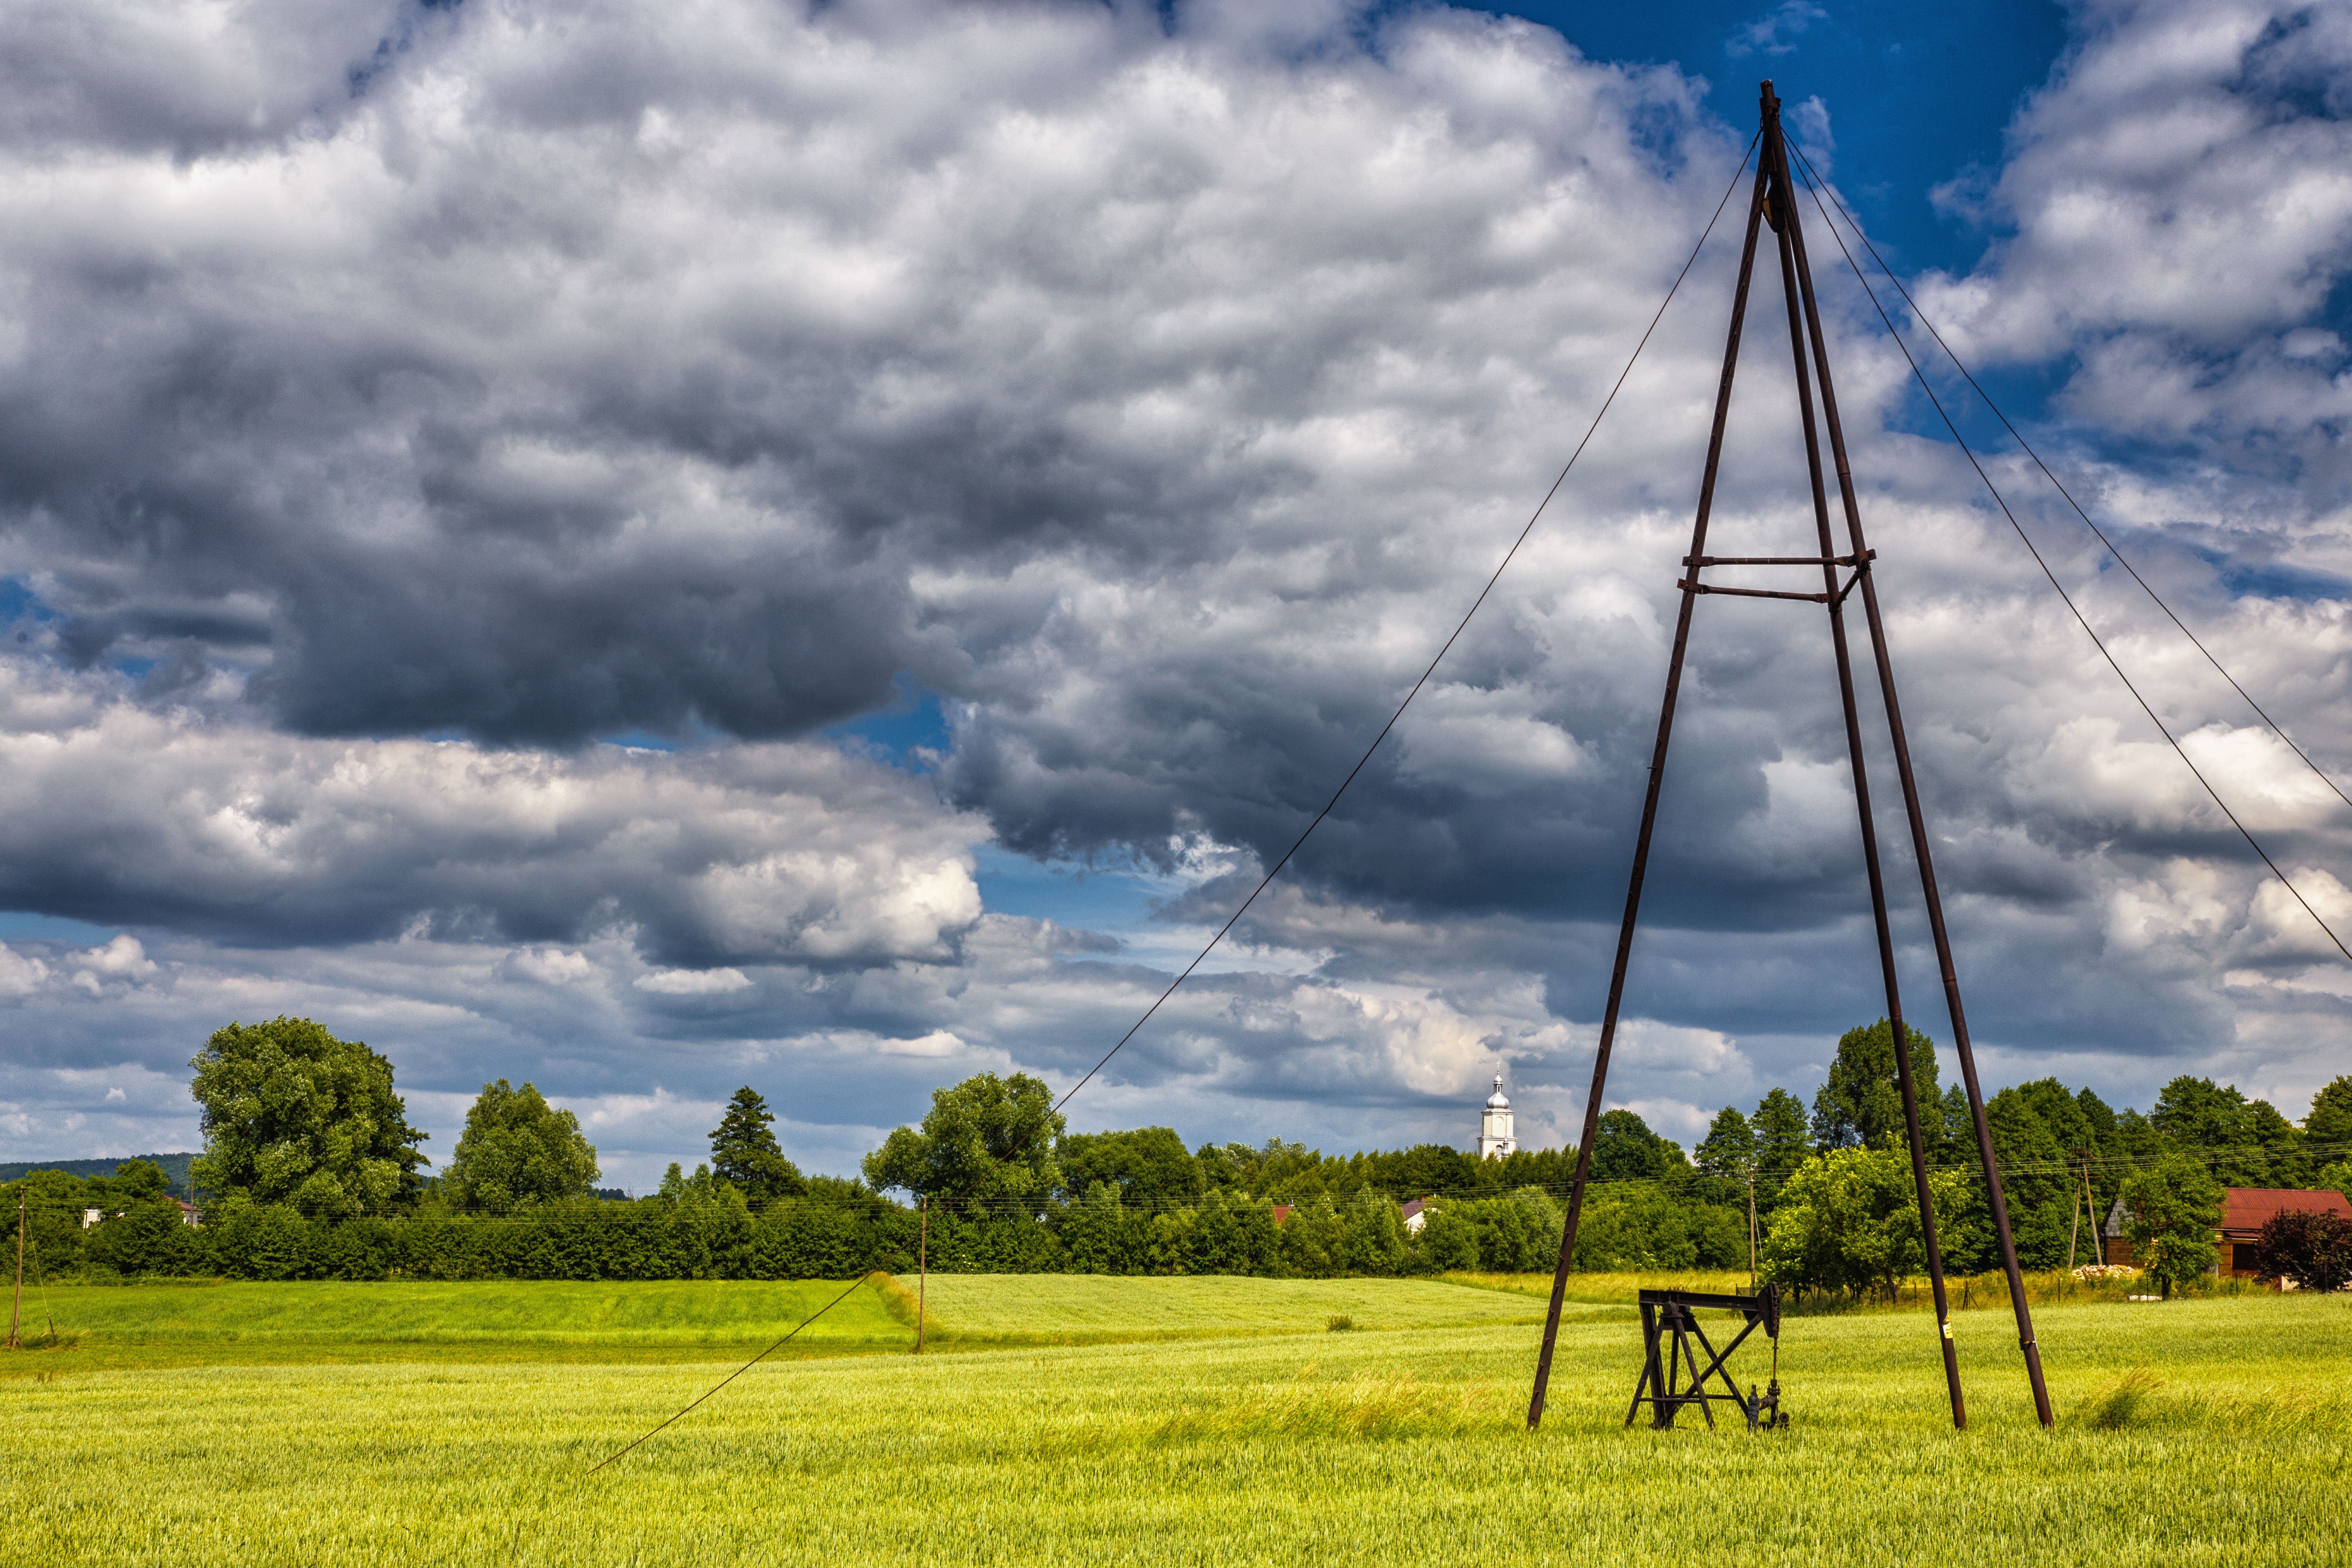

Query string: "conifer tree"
[[709, 1087, 804, 1205], [1751, 1088, 1812, 1185]]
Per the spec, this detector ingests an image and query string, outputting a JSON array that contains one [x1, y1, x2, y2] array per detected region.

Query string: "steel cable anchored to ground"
[[1044, 131, 1765, 1120], [1789, 145, 2352, 819], [574, 133, 1763, 1469], [585, 1271, 880, 1474], [1789, 149, 2352, 966]]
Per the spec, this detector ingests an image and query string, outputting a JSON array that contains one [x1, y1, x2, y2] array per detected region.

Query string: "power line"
[[1787, 153, 2352, 967], [1047, 129, 1767, 1118], [1790, 146, 2352, 817], [16, 1132, 2346, 1224]]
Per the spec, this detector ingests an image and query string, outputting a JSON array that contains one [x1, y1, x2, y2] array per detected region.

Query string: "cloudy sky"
[[3, 0, 2349, 1191]]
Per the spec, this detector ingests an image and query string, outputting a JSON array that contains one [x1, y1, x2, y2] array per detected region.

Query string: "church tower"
[[1478, 1075, 1516, 1159]]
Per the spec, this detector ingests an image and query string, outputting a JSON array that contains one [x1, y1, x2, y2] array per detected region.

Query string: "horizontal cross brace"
[[1678, 579, 1828, 603], [1683, 551, 1875, 567]]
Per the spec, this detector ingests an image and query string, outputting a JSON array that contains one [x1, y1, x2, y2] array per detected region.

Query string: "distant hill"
[[0, 1152, 196, 1197]]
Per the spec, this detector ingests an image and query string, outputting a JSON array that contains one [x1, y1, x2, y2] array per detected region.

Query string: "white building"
[[1478, 1075, 1516, 1159]]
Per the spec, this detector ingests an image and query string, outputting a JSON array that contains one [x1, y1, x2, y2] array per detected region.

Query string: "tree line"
[[4, 1014, 2346, 1293]]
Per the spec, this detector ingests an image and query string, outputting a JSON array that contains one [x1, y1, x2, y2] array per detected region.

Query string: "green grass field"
[[4, 1277, 2345, 1565], [0, 1272, 1566, 1370]]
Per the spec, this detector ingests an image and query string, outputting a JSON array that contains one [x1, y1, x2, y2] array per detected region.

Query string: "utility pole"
[[9, 1187, 23, 1351], [2065, 1148, 2089, 1275], [913, 1195, 928, 1355], [2079, 1153, 2099, 1268], [1746, 1169, 1758, 1292]]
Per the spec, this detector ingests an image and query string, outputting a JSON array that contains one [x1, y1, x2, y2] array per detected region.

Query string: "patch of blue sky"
[[1484, 1, 2068, 282], [824, 680, 950, 768], [595, 729, 681, 752], [974, 845, 1160, 933], [0, 577, 56, 622], [2207, 553, 2352, 605], [0, 913, 121, 944], [592, 715, 731, 753], [974, 846, 1332, 978]]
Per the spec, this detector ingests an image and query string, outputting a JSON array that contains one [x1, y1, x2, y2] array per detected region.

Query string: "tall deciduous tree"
[[2148, 1076, 2277, 1184], [863, 1072, 1064, 1219], [2119, 1154, 2223, 1299], [1759, 1148, 1963, 1303], [709, 1087, 804, 1205], [1810, 1019, 1942, 1153], [1586, 1109, 1685, 1183], [1059, 1127, 1200, 1208], [189, 1017, 426, 1218], [445, 1080, 600, 1213], [1985, 1087, 2072, 1270]]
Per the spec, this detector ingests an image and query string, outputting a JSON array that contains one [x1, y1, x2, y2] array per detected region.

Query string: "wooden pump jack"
[[1523, 83, 2055, 1433]]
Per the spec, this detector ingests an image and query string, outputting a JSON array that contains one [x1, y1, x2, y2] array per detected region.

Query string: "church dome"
[[1485, 1075, 1510, 1110]]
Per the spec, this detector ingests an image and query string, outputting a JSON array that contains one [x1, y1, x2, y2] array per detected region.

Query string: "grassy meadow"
[[3, 1275, 2345, 1565]]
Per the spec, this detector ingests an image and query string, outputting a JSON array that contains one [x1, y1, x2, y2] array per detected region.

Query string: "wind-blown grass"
[[3, 1285, 2343, 1565]]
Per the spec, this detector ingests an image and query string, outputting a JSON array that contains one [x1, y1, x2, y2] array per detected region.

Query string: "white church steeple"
[[1478, 1075, 1516, 1159]]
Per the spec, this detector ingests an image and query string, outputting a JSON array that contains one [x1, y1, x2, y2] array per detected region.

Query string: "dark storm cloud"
[[3, 0, 1727, 750]]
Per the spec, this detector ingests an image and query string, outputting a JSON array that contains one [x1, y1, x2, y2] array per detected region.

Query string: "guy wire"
[[586, 1270, 878, 1474], [1788, 156, 2352, 965], [582, 130, 1763, 1467], [1049, 127, 1765, 1118], [1792, 145, 2352, 815]]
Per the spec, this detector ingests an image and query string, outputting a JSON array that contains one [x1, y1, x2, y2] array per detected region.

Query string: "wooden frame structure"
[[1524, 82, 2055, 1433]]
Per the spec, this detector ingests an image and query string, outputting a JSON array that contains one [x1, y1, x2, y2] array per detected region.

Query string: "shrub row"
[[52, 1186, 1753, 1283]]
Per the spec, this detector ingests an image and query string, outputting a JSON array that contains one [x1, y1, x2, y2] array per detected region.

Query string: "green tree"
[[0, 1170, 93, 1282], [2304, 1075, 2352, 1149], [2246, 1099, 2310, 1187], [1275, 1193, 1344, 1277], [709, 1087, 805, 1205], [2255, 1207, 2352, 1292], [1339, 1187, 1406, 1274], [1751, 1088, 1812, 1189], [1059, 1127, 1200, 1208], [1811, 1019, 1941, 1152], [1985, 1086, 2072, 1269], [2074, 1085, 2119, 1146], [1587, 1109, 1685, 1183], [655, 1161, 751, 1220], [92, 1159, 176, 1217], [2009, 1078, 2096, 1151], [1760, 1147, 1964, 1303], [444, 1080, 600, 1213], [189, 1017, 426, 1218], [2149, 1076, 2270, 1184], [2119, 1154, 2223, 1299], [1692, 1106, 1757, 1210], [862, 1072, 1065, 1219], [2318, 1158, 2352, 1203], [1416, 1203, 1480, 1272]]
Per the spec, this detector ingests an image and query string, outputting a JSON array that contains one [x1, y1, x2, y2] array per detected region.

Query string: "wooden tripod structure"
[[1524, 83, 2054, 1432]]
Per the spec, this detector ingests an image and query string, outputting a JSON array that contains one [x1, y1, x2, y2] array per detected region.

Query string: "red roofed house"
[[2103, 1186, 2352, 1278]]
